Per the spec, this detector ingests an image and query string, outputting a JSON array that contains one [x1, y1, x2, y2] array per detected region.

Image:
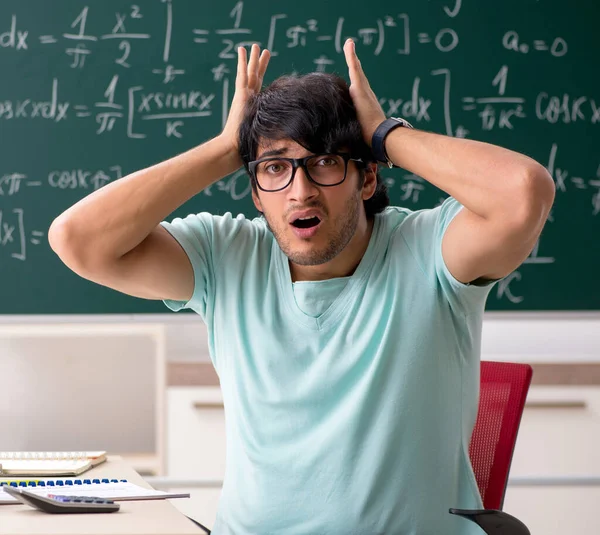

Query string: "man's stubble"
[[263, 189, 362, 267]]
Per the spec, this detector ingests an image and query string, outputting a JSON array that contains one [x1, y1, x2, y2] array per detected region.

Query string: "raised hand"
[[343, 38, 386, 147], [221, 43, 270, 154]]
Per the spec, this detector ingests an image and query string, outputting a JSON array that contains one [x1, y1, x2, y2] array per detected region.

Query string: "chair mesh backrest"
[[469, 361, 532, 510]]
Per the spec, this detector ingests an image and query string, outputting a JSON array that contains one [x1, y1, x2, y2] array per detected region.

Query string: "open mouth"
[[291, 216, 321, 229]]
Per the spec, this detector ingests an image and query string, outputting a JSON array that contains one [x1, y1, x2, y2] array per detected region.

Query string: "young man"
[[49, 40, 554, 534]]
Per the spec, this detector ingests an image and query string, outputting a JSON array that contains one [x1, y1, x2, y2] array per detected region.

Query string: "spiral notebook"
[[0, 478, 189, 505], [0, 452, 107, 476]]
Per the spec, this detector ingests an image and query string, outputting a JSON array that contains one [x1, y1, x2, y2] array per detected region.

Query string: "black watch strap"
[[371, 117, 414, 167]]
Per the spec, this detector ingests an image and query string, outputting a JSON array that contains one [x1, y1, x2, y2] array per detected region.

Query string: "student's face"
[[251, 139, 376, 266]]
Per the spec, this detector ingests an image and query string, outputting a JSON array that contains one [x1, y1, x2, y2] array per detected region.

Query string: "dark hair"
[[238, 72, 389, 217]]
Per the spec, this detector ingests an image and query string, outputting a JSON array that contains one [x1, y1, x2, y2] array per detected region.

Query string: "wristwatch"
[[371, 117, 414, 168]]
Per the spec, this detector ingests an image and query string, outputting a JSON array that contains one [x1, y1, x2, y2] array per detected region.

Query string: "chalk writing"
[[0, 0, 597, 311], [0, 209, 43, 261]]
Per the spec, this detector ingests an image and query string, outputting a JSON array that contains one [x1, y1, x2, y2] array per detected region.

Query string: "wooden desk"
[[0, 457, 204, 535]]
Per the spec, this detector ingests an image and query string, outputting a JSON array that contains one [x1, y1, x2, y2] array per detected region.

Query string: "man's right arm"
[[48, 135, 240, 302], [49, 44, 269, 303]]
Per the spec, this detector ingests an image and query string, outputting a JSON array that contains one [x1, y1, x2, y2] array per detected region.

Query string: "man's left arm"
[[343, 38, 555, 284], [385, 128, 555, 284]]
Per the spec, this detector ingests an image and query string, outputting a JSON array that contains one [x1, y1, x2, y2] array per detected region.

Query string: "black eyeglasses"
[[248, 152, 364, 192]]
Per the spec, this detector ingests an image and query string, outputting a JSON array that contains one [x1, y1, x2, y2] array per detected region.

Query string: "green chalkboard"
[[1, 0, 598, 313]]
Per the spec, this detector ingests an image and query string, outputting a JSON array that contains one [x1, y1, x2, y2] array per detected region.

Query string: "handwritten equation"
[[0, 166, 122, 196], [0, 2, 584, 137], [0, 209, 44, 262], [0, 0, 598, 309]]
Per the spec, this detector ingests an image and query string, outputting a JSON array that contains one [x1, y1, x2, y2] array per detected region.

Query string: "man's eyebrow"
[[256, 148, 287, 159]]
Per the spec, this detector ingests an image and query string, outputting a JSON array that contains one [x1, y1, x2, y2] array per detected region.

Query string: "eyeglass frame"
[[247, 152, 365, 192]]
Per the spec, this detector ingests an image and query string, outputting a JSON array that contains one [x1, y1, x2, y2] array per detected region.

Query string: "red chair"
[[450, 361, 533, 535]]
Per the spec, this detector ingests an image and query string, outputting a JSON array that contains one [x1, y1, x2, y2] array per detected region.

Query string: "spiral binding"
[[0, 479, 127, 487]]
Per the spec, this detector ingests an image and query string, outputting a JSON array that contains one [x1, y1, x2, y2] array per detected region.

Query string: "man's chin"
[[285, 244, 338, 266], [269, 222, 344, 266], [287, 254, 326, 267]]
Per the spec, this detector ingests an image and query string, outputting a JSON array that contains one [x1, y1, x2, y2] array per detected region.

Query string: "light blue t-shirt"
[[161, 197, 497, 535]]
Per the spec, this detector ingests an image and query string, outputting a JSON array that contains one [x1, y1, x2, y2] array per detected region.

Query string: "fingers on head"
[[258, 49, 270, 80], [248, 43, 260, 69], [344, 38, 356, 58], [238, 44, 270, 89], [343, 40, 362, 74], [236, 46, 248, 87]]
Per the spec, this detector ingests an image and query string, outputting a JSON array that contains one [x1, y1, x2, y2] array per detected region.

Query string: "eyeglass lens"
[[255, 154, 346, 191]]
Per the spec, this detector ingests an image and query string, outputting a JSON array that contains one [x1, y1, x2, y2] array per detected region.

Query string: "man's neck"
[[289, 217, 375, 282]]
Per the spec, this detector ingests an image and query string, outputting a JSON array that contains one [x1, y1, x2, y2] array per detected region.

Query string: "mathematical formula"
[[0, 0, 597, 308], [0, 209, 43, 262]]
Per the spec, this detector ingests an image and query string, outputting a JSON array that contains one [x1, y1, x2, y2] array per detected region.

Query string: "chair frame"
[[450, 360, 533, 535]]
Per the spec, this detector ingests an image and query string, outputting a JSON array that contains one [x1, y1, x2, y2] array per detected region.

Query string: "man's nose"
[[288, 166, 319, 201]]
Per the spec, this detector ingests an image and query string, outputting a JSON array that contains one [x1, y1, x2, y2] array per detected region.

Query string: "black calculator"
[[3, 485, 120, 514]]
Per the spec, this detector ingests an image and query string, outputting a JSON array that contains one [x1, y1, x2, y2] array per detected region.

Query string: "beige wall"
[[1, 313, 599, 455]]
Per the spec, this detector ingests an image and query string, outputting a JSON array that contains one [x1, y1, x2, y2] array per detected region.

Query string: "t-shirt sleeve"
[[398, 197, 499, 316], [159, 212, 249, 321]]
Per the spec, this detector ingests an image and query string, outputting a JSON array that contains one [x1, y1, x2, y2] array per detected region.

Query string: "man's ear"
[[252, 187, 263, 212], [361, 162, 378, 201]]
